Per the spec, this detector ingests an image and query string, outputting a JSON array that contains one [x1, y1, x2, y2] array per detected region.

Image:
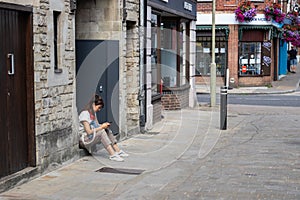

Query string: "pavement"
[[196, 67, 300, 95], [0, 70, 300, 200]]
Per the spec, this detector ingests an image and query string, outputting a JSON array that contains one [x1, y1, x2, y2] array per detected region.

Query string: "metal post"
[[220, 86, 227, 130], [210, 0, 216, 107]]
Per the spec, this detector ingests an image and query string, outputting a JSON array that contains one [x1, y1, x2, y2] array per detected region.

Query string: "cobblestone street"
[[99, 105, 300, 200], [1, 105, 300, 200]]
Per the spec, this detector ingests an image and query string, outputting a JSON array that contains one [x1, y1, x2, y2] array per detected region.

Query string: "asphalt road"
[[197, 90, 300, 107]]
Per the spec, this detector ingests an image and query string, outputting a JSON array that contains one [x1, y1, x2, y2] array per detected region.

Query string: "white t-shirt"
[[78, 110, 92, 131]]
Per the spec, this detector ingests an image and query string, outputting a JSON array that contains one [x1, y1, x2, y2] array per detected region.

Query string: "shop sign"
[[150, 0, 196, 19], [184, 2, 193, 12], [197, 14, 272, 25]]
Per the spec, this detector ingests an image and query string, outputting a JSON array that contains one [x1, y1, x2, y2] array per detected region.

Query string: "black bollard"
[[220, 86, 227, 130]]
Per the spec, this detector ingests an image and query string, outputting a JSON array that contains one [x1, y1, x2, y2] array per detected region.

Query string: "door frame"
[[0, 2, 36, 170]]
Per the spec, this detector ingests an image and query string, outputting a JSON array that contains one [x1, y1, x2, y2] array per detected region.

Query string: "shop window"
[[238, 42, 262, 76], [151, 13, 161, 95], [179, 22, 185, 86], [196, 35, 227, 76], [151, 16, 189, 91], [161, 20, 178, 87], [238, 28, 272, 76]]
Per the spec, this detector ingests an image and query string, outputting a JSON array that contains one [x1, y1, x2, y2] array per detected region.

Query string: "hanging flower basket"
[[264, 3, 285, 23], [284, 11, 299, 25], [283, 17, 292, 25], [282, 29, 300, 46], [234, 1, 257, 23], [281, 12, 300, 47]]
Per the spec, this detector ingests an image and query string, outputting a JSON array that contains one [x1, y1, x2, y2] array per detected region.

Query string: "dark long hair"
[[83, 94, 104, 114]]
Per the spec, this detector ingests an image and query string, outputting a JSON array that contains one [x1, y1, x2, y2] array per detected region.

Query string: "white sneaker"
[[109, 154, 124, 162], [117, 150, 129, 157]]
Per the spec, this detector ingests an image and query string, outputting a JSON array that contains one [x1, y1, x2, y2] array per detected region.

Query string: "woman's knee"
[[96, 130, 112, 147]]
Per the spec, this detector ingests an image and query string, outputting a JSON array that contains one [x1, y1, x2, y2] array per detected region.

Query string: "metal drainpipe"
[[123, 0, 127, 22], [138, 0, 146, 131]]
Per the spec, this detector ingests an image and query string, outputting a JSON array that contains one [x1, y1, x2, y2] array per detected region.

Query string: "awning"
[[196, 25, 230, 40], [238, 25, 273, 31], [238, 25, 274, 40]]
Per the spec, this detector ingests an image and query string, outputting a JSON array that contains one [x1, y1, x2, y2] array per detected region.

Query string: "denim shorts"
[[290, 59, 298, 65]]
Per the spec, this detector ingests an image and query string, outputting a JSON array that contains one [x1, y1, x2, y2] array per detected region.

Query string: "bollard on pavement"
[[220, 86, 227, 130]]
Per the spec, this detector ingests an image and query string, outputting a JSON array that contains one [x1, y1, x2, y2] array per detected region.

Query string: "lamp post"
[[210, 0, 216, 107]]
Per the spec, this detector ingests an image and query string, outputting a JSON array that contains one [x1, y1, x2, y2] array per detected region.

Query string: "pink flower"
[[235, 1, 257, 23]]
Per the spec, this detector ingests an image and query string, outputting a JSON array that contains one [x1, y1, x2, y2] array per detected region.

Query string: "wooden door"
[[0, 4, 35, 178]]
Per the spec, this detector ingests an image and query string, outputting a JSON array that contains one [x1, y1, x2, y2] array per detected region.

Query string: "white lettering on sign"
[[251, 18, 267, 22], [197, 14, 273, 25], [184, 2, 193, 12]]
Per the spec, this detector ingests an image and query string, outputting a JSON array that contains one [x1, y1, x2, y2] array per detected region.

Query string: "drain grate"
[[96, 167, 145, 175]]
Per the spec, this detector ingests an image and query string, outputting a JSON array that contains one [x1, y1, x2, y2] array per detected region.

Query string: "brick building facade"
[[196, 0, 284, 87]]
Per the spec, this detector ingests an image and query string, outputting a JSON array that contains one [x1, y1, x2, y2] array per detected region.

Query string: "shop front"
[[146, 0, 197, 128], [196, 13, 278, 87], [195, 25, 229, 85], [237, 25, 273, 86]]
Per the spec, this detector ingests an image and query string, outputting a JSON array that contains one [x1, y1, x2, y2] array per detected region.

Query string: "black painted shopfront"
[[148, 0, 197, 111]]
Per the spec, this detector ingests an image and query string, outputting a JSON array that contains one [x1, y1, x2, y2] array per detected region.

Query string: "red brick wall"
[[161, 94, 181, 110], [195, 76, 224, 85], [238, 76, 272, 86], [227, 24, 239, 87], [161, 86, 190, 110], [197, 0, 277, 13], [152, 99, 162, 124]]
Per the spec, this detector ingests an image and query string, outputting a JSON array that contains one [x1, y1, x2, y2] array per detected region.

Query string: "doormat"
[[95, 167, 145, 175]]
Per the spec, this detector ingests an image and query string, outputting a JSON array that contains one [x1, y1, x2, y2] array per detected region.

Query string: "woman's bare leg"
[[106, 145, 116, 156], [112, 143, 121, 152]]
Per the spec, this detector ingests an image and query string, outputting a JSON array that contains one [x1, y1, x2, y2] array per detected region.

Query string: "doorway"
[[76, 40, 120, 134], [0, 4, 35, 178]]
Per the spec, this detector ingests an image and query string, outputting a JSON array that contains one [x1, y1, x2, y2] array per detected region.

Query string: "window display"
[[238, 42, 262, 76], [196, 36, 227, 76]]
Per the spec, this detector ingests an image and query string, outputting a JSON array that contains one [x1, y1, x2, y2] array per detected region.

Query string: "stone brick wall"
[[124, 22, 140, 135], [75, 0, 121, 39], [33, 0, 77, 168], [123, 0, 141, 135]]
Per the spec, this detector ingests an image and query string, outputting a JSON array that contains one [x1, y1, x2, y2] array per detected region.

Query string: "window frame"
[[238, 42, 263, 77], [53, 10, 62, 73], [195, 34, 227, 76]]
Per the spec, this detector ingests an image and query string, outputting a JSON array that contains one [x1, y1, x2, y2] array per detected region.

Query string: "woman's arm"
[[82, 121, 110, 135]]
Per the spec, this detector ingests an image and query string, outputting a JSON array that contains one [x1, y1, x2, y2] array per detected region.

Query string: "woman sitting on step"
[[78, 94, 128, 162]]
